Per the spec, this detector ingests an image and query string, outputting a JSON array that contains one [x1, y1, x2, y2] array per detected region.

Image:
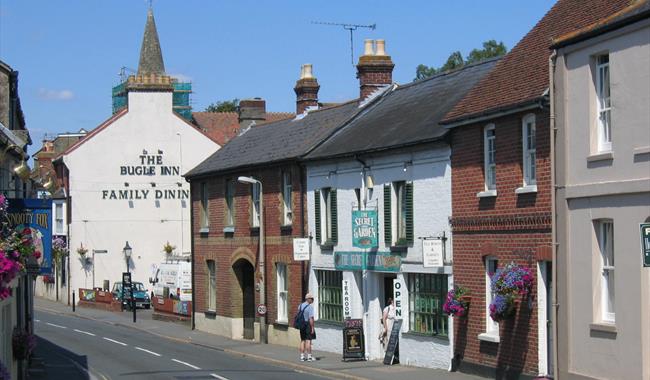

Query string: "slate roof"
[[442, 0, 633, 125], [304, 58, 498, 160], [552, 0, 650, 48], [185, 101, 361, 178], [191, 111, 294, 146]]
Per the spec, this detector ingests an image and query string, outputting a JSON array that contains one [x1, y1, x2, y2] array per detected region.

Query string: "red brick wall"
[[450, 109, 552, 376], [192, 164, 307, 323]]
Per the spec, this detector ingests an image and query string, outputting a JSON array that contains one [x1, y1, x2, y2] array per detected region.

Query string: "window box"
[[280, 225, 293, 233], [320, 241, 335, 250], [390, 245, 407, 253], [204, 310, 217, 317], [199, 227, 210, 234]]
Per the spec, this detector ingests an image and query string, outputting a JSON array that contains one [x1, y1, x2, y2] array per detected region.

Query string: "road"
[[33, 309, 328, 380]]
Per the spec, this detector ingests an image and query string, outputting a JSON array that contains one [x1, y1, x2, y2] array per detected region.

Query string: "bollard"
[[72, 291, 76, 312], [132, 296, 136, 323]]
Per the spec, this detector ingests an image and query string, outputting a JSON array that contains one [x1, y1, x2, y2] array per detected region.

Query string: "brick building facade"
[[441, 1, 632, 378]]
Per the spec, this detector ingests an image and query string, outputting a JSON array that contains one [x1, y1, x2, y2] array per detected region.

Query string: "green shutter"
[[405, 182, 414, 244], [330, 189, 338, 244], [314, 190, 321, 243], [384, 184, 392, 245]]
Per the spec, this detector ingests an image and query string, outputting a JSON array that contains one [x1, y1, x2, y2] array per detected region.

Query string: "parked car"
[[111, 281, 151, 309]]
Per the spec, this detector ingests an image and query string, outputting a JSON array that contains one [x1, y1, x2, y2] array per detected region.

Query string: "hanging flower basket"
[[12, 328, 36, 361], [162, 241, 176, 255], [488, 262, 534, 322], [443, 286, 471, 317], [42, 274, 55, 284], [77, 244, 88, 257]]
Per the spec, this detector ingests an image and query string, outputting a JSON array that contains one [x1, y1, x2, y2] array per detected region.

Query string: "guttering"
[[441, 99, 545, 129], [549, 49, 559, 380]]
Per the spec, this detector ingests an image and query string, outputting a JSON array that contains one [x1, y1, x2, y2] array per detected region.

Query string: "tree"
[[204, 99, 239, 113], [415, 40, 507, 80]]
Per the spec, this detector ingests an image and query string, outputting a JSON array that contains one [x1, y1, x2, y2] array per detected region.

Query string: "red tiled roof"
[[191, 112, 239, 146], [191, 111, 294, 145], [442, 0, 633, 124]]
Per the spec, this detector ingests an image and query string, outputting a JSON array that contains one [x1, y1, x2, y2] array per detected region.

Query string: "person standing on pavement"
[[298, 293, 316, 362], [380, 298, 396, 351]]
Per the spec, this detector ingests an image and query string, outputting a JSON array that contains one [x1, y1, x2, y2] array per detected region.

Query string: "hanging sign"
[[7, 198, 53, 274], [342, 318, 365, 361], [342, 279, 352, 319], [352, 210, 378, 249], [422, 239, 444, 267], [334, 251, 401, 272], [641, 223, 650, 267], [293, 238, 310, 261]]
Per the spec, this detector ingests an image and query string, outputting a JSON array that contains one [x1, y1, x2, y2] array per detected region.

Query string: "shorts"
[[300, 325, 316, 341]]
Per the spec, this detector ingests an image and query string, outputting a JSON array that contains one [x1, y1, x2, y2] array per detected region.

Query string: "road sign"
[[257, 304, 267, 315]]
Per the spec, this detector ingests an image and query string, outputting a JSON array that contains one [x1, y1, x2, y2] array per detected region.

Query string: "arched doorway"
[[233, 258, 255, 339]]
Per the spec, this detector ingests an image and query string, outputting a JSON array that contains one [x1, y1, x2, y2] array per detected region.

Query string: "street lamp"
[[238, 176, 267, 344], [123, 241, 132, 273]]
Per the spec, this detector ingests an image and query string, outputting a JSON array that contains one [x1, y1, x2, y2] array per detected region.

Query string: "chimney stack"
[[238, 98, 266, 130], [356, 39, 394, 100], [294, 64, 320, 114]]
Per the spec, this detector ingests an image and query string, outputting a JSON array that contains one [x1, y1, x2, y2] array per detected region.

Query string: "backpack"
[[293, 304, 307, 329]]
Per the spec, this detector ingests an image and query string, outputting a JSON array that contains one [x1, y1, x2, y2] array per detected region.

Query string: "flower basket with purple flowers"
[[12, 328, 36, 361], [488, 262, 534, 322], [443, 286, 471, 317]]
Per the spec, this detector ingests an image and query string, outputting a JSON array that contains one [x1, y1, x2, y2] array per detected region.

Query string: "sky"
[[0, 0, 556, 156]]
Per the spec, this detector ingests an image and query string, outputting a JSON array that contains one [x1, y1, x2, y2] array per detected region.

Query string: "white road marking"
[[210, 374, 230, 380], [46, 322, 67, 329], [102, 337, 127, 346], [172, 359, 201, 370], [74, 329, 96, 336], [135, 347, 161, 357]]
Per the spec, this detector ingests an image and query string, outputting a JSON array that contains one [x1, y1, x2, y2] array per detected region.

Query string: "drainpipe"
[[299, 164, 307, 297], [189, 180, 196, 330], [549, 50, 559, 380]]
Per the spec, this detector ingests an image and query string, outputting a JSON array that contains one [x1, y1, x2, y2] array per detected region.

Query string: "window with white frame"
[[485, 257, 499, 335], [276, 263, 288, 322], [55, 202, 64, 234], [522, 114, 536, 186], [224, 179, 235, 227], [282, 171, 292, 226], [596, 220, 615, 323], [251, 182, 261, 228], [596, 54, 611, 152], [200, 182, 209, 228], [207, 260, 216, 311], [484, 124, 496, 190]]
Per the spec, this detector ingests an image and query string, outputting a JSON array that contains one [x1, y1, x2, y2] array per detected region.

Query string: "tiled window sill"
[[477, 190, 497, 198], [590, 322, 617, 334], [478, 332, 500, 343], [587, 151, 614, 162], [199, 227, 209, 234], [633, 146, 650, 156], [515, 185, 537, 194], [223, 226, 235, 233]]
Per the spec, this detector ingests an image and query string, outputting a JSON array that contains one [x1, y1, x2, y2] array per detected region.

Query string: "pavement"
[[33, 297, 484, 380]]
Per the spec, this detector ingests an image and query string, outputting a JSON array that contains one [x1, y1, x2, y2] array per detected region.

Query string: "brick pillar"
[[357, 39, 394, 100], [294, 64, 320, 114]]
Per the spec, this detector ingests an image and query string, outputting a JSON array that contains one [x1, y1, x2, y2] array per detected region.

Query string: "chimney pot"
[[301, 64, 314, 79], [375, 39, 386, 56], [363, 39, 374, 56]]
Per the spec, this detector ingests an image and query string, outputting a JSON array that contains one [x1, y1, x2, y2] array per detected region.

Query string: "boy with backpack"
[[294, 293, 315, 362]]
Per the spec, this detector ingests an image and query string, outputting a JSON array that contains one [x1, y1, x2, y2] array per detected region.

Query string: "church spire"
[[137, 8, 165, 76]]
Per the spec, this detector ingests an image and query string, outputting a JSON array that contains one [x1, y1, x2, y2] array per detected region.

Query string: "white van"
[[151, 261, 192, 302]]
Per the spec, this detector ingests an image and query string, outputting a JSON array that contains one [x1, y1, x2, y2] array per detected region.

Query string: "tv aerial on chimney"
[[311, 21, 377, 66]]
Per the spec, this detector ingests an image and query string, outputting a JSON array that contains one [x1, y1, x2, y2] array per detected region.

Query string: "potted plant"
[[443, 286, 471, 317], [52, 237, 68, 266], [12, 328, 36, 361], [488, 262, 534, 321]]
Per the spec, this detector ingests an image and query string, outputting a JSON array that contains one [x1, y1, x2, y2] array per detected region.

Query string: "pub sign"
[[7, 198, 53, 274], [352, 210, 378, 249]]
